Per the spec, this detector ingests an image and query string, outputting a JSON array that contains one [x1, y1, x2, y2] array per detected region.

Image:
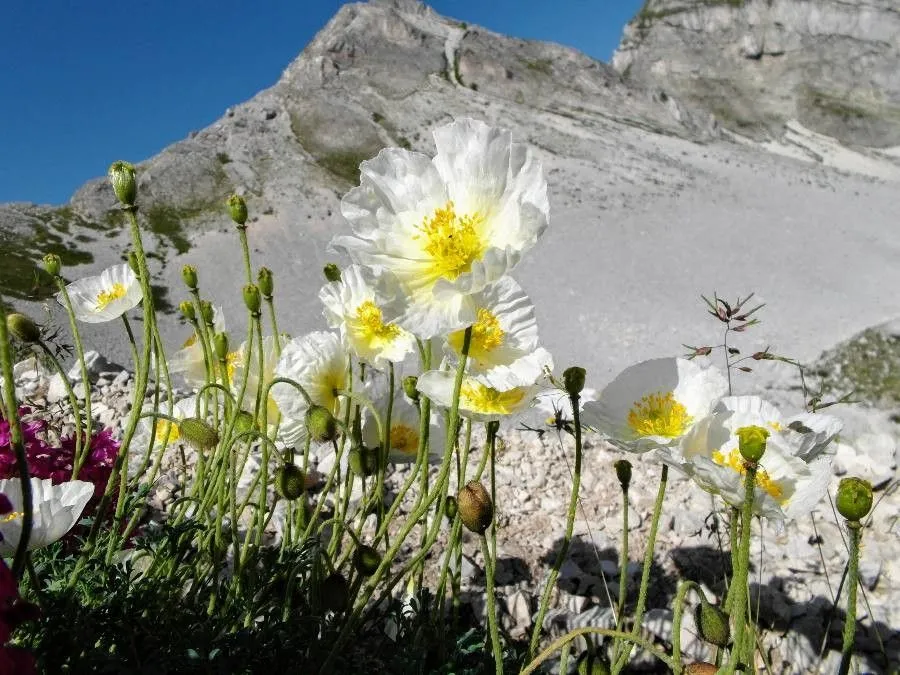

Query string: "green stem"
[[723, 463, 757, 674], [671, 580, 704, 672], [838, 522, 862, 675], [528, 390, 583, 660], [616, 482, 630, 631], [236, 225, 253, 285], [481, 532, 504, 675]]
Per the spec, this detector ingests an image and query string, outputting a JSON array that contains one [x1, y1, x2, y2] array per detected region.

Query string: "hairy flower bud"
[[836, 476, 873, 522], [227, 194, 248, 226], [736, 425, 768, 463], [403, 375, 419, 402], [445, 495, 458, 521], [182, 265, 198, 290], [6, 313, 40, 343], [42, 253, 61, 277], [353, 545, 382, 577], [178, 418, 219, 451], [695, 595, 730, 648], [257, 267, 274, 298], [179, 301, 196, 321], [199, 300, 215, 327], [306, 405, 339, 443], [276, 463, 306, 501], [108, 160, 137, 207], [243, 284, 261, 314], [614, 459, 632, 492], [457, 480, 493, 535], [234, 410, 255, 435], [213, 332, 229, 362], [321, 572, 349, 613], [563, 366, 586, 397], [684, 664, 718, 675], [349, 445, 377, 477], [323, 263, 341, 283]]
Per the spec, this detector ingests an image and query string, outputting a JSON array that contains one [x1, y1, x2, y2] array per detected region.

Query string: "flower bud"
[[563, 366, 586, 397], [6, 313, 40, 343], [457, 480, 493, 535], [199, 300, 215, 326], [736, 425, 768, 463], [349, 445, 377, 477], [695, 595, 730, 648], [178, 418, 219, 451], [402, 375, 419, 402], [234, 410, 256, 435], [108, 160, 137, 207], [243, 284, 261, 314], [836, 477, 873, 522], [257, 267, 274, 298], [684, 664, 718, 675], [614, 459, 632, 492], [179, 301, 196, 321], [276, 464, 306, 500], [353, 545, 381, 576], [212, 332, 229, 362], [127, 251, 140, 276], [323, 263, 341, 282], [182, 265, 198, 290], [320, 572, 349, 613], [306, 405, 339, 443], [42, 253, 61, 277], [445, 495, 458, 521], [227, 194, 248, 226]]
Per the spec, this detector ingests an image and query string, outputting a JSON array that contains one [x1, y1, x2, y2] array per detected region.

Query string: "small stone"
[[858, 559, 881, 590]]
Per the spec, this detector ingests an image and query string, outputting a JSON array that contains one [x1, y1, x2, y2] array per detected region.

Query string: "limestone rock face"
[[613, 0, 900, 146]]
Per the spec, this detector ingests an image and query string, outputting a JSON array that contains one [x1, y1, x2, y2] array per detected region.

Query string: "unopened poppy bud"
[[199, 300, 215, 326], [684, 664, 717, 675], [321, 572, 349, 613], [276, 464, 306, 500], [108, 160, 137, 207], [736, 425, 768, 463], [323, 263, 341, 282], [403, 375, 419, 402], [457, 480, 493, 535], [353, 545, 381, 576], [257, 267, 274, 298], [213, 332, 229, 361], [614, 459, 632, 492], [178, 418, 219, 451], [179, 301, 196, 321], [6, 313, 40, 343], [306, 405, 339, 443], [445, 495, 458, 521], [563, 366, 586, 397], [182, 265, 198, 290], [42, 253, 61, 277], [695, 595, 730, 648], [227, 194, 248, 226], [243, 284, 261, 314], [349, 445, 377, 477], [836, 477, 873, 522], [234, 411, 255, 435]]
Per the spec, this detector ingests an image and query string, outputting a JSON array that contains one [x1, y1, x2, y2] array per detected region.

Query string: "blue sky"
[[0, 1, 642, 206]]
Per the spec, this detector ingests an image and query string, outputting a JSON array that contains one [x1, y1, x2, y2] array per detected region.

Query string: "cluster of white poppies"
[[581, 357, 843, 522]]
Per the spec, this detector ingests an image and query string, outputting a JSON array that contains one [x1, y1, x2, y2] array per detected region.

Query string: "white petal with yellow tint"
[[58, 263, 142, 324], [168, 306, 226, 388], [417, 370, 539, 423], [231, 335, 286, 422], [0, 478, 94, 555], [362, 388, 444, 464], [581, 357, 727, 453]]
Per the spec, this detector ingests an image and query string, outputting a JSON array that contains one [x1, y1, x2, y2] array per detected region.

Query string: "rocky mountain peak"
[[613, 0, 900, 147]]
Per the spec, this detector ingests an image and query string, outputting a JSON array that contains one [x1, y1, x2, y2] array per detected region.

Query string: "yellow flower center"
[[0, 511, 23, 524], [225, 351, 242, 383], [153, 420, 181, 446], [460, 382, 525, 414], [96, 283, 127, 310], [389, 424, 419, 457], [417, 201, 485, 280], [627, 391, 692, 438], [448, 308, 506, 362], [355, 301, 401, 346], [711, 449, 785, 501]]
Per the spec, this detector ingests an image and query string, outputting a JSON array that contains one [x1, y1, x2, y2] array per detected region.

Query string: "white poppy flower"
[[231, 335, 286, 422], [416, 370, 540, 423], [319, 265, 415, 368], [168, 306, 226, 387], [0, 478, 93, 555], [362, 388, 444, 464], [331, 118, 549, 339], [57, 263, 142, 323], [270, 332, 349, 446], [676, 396, 842, 521], [444, 276, 553, 390], [580, 357, 728, 454]]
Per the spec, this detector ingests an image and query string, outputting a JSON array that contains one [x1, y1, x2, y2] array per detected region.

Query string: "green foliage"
[[216, 151, 232, 164], [317, 151, 371, 185], [524, 58, 553, 75], [815, 327, 900, 407]]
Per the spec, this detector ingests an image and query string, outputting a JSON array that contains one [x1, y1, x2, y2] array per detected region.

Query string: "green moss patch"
[[814, 327, 900, 409]]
